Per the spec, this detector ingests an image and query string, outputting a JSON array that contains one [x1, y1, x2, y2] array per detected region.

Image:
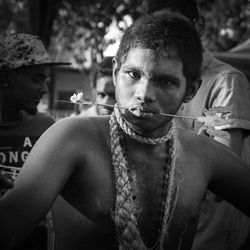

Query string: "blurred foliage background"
[[0, 0, 250, 69]]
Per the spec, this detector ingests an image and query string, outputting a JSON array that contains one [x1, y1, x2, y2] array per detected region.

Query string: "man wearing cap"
[[0, 33, 69, 250]]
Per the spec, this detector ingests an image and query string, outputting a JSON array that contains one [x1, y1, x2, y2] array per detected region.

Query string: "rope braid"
[[114, 106, 173, 144], [110, 113, 147, 250], [159, 137, 176, 249], [110, 107, 177, 250]]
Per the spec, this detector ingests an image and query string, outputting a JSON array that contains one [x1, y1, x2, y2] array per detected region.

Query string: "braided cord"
[[159, 138, 176, 249], [110, 108, 176, 250], [110, 114, 147, 250], [114, 106, 173, 144]]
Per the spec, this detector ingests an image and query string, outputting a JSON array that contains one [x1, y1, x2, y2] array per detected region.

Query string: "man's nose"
[[39, 81, 48, 95], [134, 79, 156, 103]]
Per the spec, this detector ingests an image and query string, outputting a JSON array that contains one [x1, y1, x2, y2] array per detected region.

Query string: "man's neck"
[[114, 107, 174, 145], [0, 106, 23, 126], [0, 91, 24, 125]]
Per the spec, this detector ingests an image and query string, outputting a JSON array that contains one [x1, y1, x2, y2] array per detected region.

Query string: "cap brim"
[[0, 62, 71, 71], [32, 62, 71, 67]]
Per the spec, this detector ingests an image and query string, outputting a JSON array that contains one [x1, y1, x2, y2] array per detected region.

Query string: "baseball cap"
[[0, 33, 70, 71]]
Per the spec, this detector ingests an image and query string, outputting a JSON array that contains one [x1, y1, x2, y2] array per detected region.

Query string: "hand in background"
[[0, 171, 14, 192]]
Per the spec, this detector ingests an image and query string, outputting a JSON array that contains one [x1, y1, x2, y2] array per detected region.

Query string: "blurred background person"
[[0, 33, 69, 250], [79, 56, 115, 116]]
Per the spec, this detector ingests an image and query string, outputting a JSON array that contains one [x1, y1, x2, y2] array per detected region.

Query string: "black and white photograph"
[[0, 0, 250, 249]]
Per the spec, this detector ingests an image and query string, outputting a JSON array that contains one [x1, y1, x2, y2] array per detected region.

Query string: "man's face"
[[113, 48, 187, 136], [95, 75, 115, 115], [8, 66, 49, 115]]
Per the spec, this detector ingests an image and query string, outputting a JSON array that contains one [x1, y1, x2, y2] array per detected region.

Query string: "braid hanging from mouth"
[[109, 106, 177, 250]]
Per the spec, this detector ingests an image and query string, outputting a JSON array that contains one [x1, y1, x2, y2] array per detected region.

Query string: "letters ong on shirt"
[[0, 136, 39, 171]]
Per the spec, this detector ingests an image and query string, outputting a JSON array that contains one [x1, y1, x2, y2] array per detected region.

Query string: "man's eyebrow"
[[122, 64, 182, 83], [151, 73, 181, 83], [35, 72, 50, 78], [122, 65, 143, 73]]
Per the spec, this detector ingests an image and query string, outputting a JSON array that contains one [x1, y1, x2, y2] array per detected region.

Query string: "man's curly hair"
[[115, 14, 202, 87], [92, 56, 113, 88]]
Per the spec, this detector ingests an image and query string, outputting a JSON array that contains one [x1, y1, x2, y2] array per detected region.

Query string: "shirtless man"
[[52, 56, 115, 249], [149, 1, 250, 249], [0, 15, 250, 250]]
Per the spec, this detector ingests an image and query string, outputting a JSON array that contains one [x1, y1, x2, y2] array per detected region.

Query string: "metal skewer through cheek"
[[55, 100, 197, 120]]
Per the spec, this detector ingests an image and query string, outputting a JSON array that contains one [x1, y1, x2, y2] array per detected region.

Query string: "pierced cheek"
[[102, 97, 110, 104], [96, 96, 105, 103]]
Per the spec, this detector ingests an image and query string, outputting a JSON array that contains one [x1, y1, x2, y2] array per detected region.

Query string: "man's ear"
[[194, 16, 205, 37], [112, 57, 119, 87], [0, 71, 10, 89], [183, 79, 202, 103]]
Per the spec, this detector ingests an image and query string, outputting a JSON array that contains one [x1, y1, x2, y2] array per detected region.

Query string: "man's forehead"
[[14, 65, 50, 76], [96, 76, 114, 91], [122, 47, 184, 77]]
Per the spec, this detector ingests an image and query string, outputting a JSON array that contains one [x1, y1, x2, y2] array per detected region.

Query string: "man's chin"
[[122, 111, 152, 133], [122, 109, 171, 135], [98, 108, 113, 116], [25, 107, 38, 116]]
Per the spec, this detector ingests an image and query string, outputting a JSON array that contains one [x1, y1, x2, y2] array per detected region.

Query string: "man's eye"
[[32, 77, 40, 83], [158, 80, 177, 88], [166, 81, 176, 86], [127, 71, 140, 79], [97, 92, 106, 98], [32, 77, 49, 83]]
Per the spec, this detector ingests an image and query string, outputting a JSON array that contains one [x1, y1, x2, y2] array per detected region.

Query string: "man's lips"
[[128, 106, 157, 117], [33, 99, 41, 105]]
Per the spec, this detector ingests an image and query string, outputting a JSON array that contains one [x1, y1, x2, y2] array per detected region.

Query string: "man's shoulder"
[[175, 127, 223, 155], [35, 112, 55, 124], [203, 50, 246, 79], [175, 128, 201, 149], [43, 116, 111, 156], [80, 105, 98, 116], [175, 127, 235, 168], [52, 115, 110, 138], [23, 112, 55, 133]]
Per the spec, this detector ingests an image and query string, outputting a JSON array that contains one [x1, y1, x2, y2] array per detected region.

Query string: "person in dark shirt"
[[0, 33, 69, 250]]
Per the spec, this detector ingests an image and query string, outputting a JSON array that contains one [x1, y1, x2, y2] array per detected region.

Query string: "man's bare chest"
[[62, 138, 208, 248]]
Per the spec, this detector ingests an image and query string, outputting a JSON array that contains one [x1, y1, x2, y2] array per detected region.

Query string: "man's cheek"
[[96, 96, 103, 103]]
